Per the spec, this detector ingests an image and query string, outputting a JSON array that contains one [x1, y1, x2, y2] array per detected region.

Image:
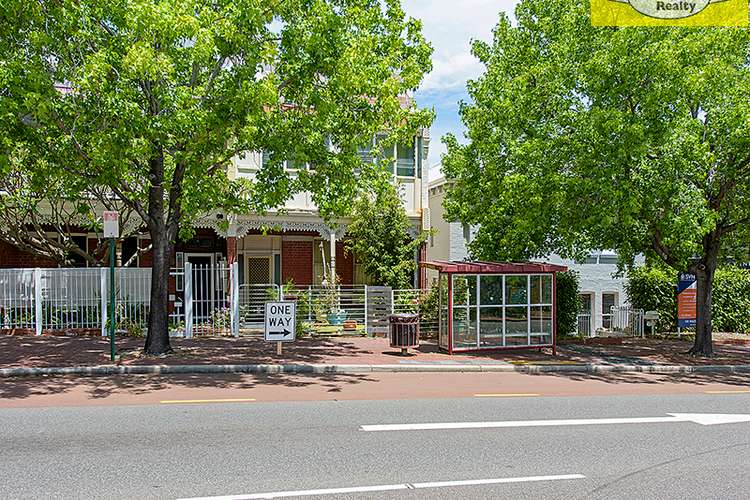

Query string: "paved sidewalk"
[[1, 334, 748, 370]]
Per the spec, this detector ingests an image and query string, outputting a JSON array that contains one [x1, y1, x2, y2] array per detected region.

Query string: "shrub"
[[626, 265, 750, 333], [556, 270, 581, 336], [625, 266, 676, 332], [346, 174, 428, 288], [712, 267, 750, 333]]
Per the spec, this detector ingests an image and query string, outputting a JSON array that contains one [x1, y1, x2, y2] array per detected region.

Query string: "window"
[[396, 141, 415, 177], [66, 235, 88, 267], [598, 253, 618, 264], [462, 224, 471, 244], [602, 293, 617, 330], [579, 293, 592, 313], [583, 253, 598, 264], [121, 237, 139, 266], [287, 158, 308, 170]]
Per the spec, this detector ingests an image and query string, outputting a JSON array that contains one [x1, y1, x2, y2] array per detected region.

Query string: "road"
[[2, 374, 750, 499]]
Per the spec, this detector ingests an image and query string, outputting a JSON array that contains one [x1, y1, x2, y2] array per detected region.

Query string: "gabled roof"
[[420, 260, 567, 274]]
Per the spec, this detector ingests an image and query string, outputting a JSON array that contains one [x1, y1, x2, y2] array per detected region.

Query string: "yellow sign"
[[591, 0, 747, 25]]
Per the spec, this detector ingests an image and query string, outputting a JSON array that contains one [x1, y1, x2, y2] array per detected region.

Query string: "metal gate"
[[366, 286, 392, 336], [238, 283, 279, 333], [609, 306, 644, 337]]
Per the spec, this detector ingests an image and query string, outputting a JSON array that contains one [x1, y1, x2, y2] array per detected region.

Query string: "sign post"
[[677, 272, 697, 337], [265, 301, 296, 355], [103, 211, 119, 362]]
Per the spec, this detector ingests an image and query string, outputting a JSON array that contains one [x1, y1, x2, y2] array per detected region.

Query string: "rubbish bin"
[[389, 313, 420, 355]]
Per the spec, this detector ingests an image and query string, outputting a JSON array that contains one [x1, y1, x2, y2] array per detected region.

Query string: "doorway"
[[187, 254, 213, 320], [245, 255, 273, 285]]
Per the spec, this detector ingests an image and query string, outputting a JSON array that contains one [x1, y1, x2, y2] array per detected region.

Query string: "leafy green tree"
[[346, 173, 427, 288], [1, 0, 432, 354], [442, 0, 750, 355]]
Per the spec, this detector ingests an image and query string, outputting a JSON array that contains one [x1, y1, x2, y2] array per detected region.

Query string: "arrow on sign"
[[361, 413, 750, 432], [269, 329, 293, 337]]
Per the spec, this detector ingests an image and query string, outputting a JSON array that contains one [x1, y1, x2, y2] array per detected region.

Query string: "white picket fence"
[[0, 266, 432, 337]]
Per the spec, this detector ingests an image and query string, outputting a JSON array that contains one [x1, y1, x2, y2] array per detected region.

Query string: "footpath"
[[1, 334, 749, 377]]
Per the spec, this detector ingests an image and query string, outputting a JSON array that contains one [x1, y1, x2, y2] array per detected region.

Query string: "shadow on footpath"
[[0, 372, 379, 400]]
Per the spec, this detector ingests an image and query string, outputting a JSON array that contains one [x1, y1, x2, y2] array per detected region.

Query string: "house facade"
[[0, 130, 430, 292], [426, 176, 639, 334]]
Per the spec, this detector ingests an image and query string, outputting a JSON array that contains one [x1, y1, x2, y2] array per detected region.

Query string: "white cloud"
[[403, 0, 518, 92], [401, 0, 520, 170]]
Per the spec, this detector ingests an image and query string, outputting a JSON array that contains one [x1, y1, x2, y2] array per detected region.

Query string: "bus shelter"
[[421, 261, 567, 354]]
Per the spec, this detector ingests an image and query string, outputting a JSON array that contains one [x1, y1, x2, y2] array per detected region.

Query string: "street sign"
[[677, 272, 697, 328], [102, 211, 120, 362], [265, 301, 296, 342], [103, 211, 119, 238]]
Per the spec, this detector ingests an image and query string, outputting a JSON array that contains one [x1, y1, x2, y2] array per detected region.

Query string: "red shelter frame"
[[421, 261, 567, 355]]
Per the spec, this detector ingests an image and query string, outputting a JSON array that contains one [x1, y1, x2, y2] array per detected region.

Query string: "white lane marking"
[[177, 474, 585, 499], [360, 412, 750, 432]]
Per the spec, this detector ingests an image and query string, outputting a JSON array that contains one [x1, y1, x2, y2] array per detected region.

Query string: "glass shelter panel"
[[505, 306, 529, 345], [505, 276, 527, 305], [452, 307, 477, 348], [452, 275, 477, 306], [480, 276, 503, 305], [439, 274, 449, 349], [530, 306, 553, 344], [479, 307, 503, 347]]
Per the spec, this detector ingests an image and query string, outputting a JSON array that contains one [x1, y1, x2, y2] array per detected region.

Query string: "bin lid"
[[389, 313, 419, 322]]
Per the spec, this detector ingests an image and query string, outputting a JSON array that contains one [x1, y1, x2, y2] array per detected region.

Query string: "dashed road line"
[[177, 474, 586, 499]]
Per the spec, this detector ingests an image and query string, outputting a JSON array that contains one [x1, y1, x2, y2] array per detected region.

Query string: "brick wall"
[[0, 240, 57, 268], [139, 239, 153, 267], [282, 240, 313, 285], [336, 241, 353, 285]]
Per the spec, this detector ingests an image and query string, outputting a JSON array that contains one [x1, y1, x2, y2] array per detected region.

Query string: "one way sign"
[[265, 301, 296, 342]]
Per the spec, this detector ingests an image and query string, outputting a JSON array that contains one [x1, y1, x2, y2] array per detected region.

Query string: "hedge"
[[626, 266, 750, 333], [556, 270, 581, 337]]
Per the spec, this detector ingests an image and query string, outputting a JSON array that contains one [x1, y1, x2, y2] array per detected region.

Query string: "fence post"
[[185, 262, 193, 338], [230, 262, 239, 337], [307, 285, 312, 321], [33, 268, 42, 336], [364, 285, 369, 333], [100, 267, 108, 336]]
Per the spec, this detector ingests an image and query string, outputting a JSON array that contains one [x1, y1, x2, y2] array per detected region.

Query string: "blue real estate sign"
[[677, 272, 697, 328]]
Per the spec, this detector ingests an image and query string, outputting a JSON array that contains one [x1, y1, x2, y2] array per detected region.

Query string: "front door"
[[246, 256, 272, 285], [187, 255, 212, 320]]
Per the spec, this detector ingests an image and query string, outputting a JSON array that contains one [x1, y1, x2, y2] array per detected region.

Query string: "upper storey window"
[[358, 135, 419, 178]]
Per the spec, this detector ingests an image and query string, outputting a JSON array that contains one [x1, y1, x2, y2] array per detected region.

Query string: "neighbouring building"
[[426, 176, 640, 334]]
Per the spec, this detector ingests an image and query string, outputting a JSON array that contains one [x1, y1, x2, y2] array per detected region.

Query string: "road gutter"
[[1, 362, 750, 378]]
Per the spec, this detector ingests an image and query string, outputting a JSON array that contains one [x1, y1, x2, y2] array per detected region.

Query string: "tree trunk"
[[143, 151, 174, 356], [144, 225, 173, 355], [688, 251, 718, 357]]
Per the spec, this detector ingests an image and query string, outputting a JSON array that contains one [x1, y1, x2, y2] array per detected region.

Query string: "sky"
[[401, 0, 520, 180]]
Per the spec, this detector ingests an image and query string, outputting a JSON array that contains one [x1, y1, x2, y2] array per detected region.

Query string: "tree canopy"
[[442, 0, 750, 355], [1, 0, 433, 353], [346, 172, 427, 289]]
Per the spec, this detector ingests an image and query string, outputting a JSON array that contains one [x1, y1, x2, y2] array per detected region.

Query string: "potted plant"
[[319, 273, 348, 325]]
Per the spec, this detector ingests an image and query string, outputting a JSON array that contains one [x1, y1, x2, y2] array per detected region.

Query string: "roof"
[[420, 260, 567, 274]]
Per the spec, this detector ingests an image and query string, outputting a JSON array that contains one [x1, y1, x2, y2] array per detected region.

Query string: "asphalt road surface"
[[3, 389, 750, 499]]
